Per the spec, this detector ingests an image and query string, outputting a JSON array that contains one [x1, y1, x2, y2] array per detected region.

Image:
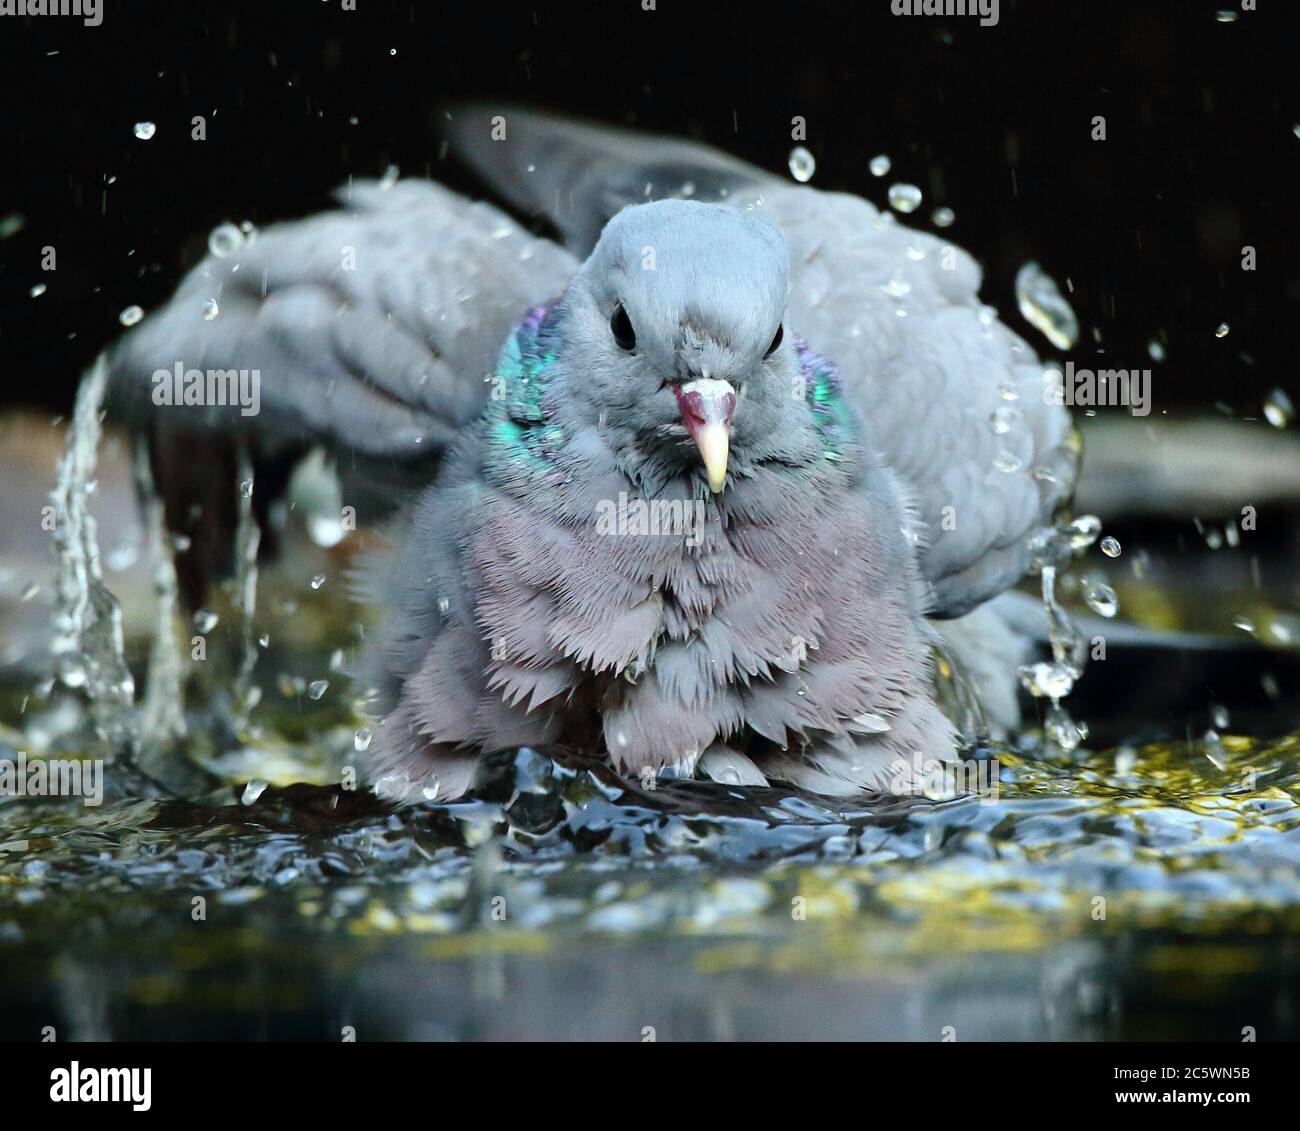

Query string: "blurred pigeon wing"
[[442, 106, 770, 253], [446, 108, 1076, 616], [106, 179, 577, 465], [757, 185, 1077, 616]]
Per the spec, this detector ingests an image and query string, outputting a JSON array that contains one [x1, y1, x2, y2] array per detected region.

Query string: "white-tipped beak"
[[673, 378, 737, 495], [695, 421, 730, 494]]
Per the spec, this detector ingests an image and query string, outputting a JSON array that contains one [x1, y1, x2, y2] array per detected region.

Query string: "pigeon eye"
[[764, 324, 784, 358], [610, 303, 637, 351]]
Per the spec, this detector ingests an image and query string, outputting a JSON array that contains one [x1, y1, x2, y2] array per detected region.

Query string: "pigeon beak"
[[673, 378, 737, 494]]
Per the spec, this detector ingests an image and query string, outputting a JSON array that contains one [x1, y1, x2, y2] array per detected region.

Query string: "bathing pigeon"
[[104, 109, 1076, 800]]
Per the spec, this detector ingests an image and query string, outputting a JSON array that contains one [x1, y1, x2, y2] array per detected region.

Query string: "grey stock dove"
[[106, 108, 1076, 801]]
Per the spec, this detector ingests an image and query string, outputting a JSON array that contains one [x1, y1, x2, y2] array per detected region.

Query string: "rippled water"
[[1, 406, 1298, 1040], [3, 686, 1298, 1039]]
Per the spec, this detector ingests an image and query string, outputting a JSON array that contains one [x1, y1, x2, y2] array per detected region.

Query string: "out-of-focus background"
[[0, 0, 1297, 419]]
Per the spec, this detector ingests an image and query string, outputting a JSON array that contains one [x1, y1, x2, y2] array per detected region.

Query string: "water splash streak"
[[132, 436, 187, 761], [231, 447, 261, 730], [50, 357, 136, 746]]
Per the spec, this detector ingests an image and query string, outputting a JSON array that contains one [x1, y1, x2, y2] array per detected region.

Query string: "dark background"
[[0, 0, 1296, 418]]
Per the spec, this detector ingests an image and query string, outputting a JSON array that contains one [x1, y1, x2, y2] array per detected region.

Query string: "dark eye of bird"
[[610, 303, 637, 351], [764, 323, 784, 358]]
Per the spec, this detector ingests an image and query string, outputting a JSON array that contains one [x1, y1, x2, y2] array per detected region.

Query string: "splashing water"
[[231, 448, 262, 731], [1263, 388, 1294, 429], [132, 438, 187, 764], [887, 183, 923, 213], [1014, 261, 1079, 351], [787, 146, 815, 183], [1019, 513, 1115, 753], [207, 222, 244, 259], [49, 357, 136, 747]]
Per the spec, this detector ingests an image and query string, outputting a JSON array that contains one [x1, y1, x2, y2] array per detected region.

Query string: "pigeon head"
[[557, 199, 796, 494]]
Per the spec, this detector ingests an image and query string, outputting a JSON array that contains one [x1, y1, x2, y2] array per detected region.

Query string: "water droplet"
[[1211, 703, 1230, 730], [888, 183, 923, 213], [374, 772, 409, 802], [193, 608, 218, 633], [132, 121, 156, 140], [353, 727, 373, 753], [990, 406, 1022, 434], [310, 574, 326, 590], [1114, 747, 1137, 775], [993, 450, 1022, 473], [1214, 322, 1230, 338], [882, 276, 912, 298], [308, 679, 328, 701], [207, 221, 244, 258], [379, 164, 400, 190], [869, 154, 891, 177], [201, 298, 219, 320], [931, 206, 955, 228], [1014, 261, 1078, 350], [421, 777, 441, 802], [998, 380, 1020, 402], [308, 514, 345, 547], [1067, 515, 1102, 551], [58, 657, 87, 688], [1147, 338, 1166, 362], [1266, 617, 1294, 645], [787, 146, 815, 183], [1214, 9, 1238, 21], [436, 596, 451, 617], [258, 633, 270, 648], [241, 779, 268, 805], [1045, 705, 1086, 752], [1084, 582, 1118, 618], [1018, 661, 1075, 702], [118, 305, 144, 327], [851, 712, 891, 734], [1100, 535, 1121, 558], [239, 478, 253, 498], [29, 282, 46, 298], [1263, 388, 1294, 428]]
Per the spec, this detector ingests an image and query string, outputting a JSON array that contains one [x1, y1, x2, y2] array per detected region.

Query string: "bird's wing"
[[441, 106, 771, 254], [758, 185, 1078, 617], [444, 107, 1077, 617], [106, 178, 578, 465]]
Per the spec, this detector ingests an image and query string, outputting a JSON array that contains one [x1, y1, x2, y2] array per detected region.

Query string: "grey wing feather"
[[106, 178, 578, 464], [755, 185, 1078, 616], [445, 108, 1077, 616]]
